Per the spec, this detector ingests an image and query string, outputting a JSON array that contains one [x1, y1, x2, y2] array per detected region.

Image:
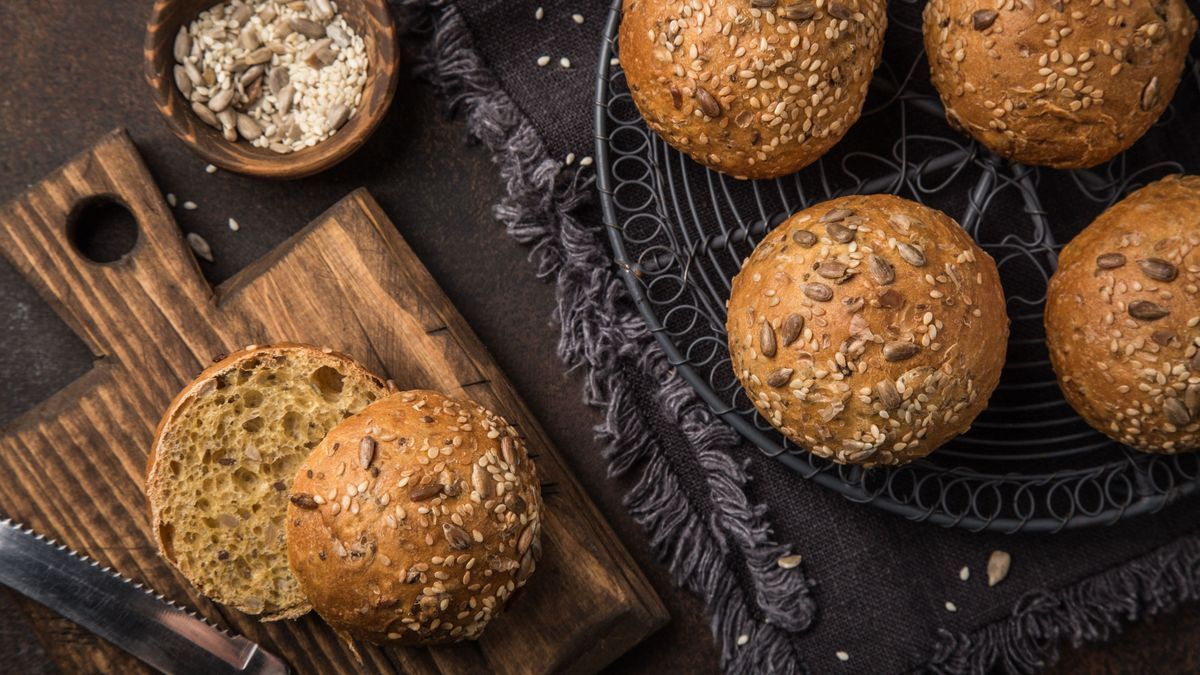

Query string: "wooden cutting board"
[[0, 129, 667, 674]]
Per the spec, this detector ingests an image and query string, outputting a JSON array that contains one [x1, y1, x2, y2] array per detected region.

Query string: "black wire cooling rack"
[[593, 0, 1200, 533]]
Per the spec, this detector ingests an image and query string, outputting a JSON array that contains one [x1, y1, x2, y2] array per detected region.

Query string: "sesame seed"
[[565, 153, 576, 165], [182, 201, 197, 210], [959, 566, 970, 581], [559, 57, 571, 69], [836, 651, 850, 661], [579, 156, 594, 167], [572, 13, 584, 24], [736, 634, 750, 646], [536, 56, 550, 67], [535, 6, 543, 20], [228, 218, 240, 232], [205, 164, 217, 174], [166, 193, 177, 207], [945, 601, 958, 612]]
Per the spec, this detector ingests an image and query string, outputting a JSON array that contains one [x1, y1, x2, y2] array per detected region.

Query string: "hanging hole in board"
[[68, 196, 139, 263]]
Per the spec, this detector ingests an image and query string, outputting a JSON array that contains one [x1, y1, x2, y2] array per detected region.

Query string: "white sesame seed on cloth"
[[836, 650, 850, 662], [536, 56, 550, 67], [572, 13, 584, 24], [945, 601, 958, 612], [205, 164, 217, 174], [182, 201, 198, 211], [736, 634, 749, 646], [565, 153, 575, 166], [535, 6, 543, 20], [579, 156, 594, 167], [559, 57, 571, 69]]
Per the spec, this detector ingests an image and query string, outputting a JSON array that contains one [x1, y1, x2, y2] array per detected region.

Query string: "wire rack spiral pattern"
[[594, 0, 1200, 532]]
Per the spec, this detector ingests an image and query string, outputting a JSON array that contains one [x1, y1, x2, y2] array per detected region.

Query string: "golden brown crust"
[[726, 195, 1009, 465], [286, 390, 543, 645], [619, 0, 886, 179], [1045, 175, 1200, 453], [145, 342, 386, 621], [923, 0, 1196, 169]]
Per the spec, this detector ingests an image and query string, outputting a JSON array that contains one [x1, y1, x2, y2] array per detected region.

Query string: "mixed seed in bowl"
[[173, 0, 368, 154]]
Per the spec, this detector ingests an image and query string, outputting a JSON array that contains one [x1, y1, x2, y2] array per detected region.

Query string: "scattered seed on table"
[[565, 153, 576, 165], [182, 201, 198, 210], [776, 554, 802, 569], [945, 601, 957, 612], [559, 57, 571, 69], [959, 566, 970, 581], [736, 634, 749, 646], [186, 232, 214, 262], [579, 156, 593, 167], [572, 13, 584, 23], [166, 193, 177, 207], [536, 56, 550, 67], [610, 57, 620, 67], [205, 164, 217, 174], [836, 651, 850, 662], [228, 218, 240, 232], [535, 6, 543, 19]]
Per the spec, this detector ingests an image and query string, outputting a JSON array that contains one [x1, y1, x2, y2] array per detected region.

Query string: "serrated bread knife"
[[0, 519, 288, 675]]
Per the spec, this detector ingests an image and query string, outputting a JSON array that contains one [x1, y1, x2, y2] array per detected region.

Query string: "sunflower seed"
[[1187, 386, 1200, 415], [518, 524, 535, 555], [828, 2, 852, 19], [184, 60, 203, 86], [803, 282, 833, 302], [290, 493, 318, 509], [1096, 252, 1126, 270], [875, 380, 901, 410], [268, 66, 289, 95], [236, 113, 262, 141], [443, 523, 472, 550], [1191, 351, 1200, 373], [505, 493, 528, 514], [410, 484, 443, 501], [792, 230, 817, 247], [1140, 77, 1160, 111], [174, 26, 191, 62], [1151, 330, 1176, 346], [695, 86, 721, 117], [670, 85, 682, 109], [187, 233, 214, 262], [751, 0, 777, 6], [277, 84, 294, 114], [240, 25, 261, 51], [326, 104, 350, 131], [1137, 258, 1178, 282], [358, 436, 376, 469], [776, 554, 803, 569], [987, 550, 1010, 586], [883, 341, 920, 362], [207, 87, 234, 113], [820, 208, 853, 223], [868, 255, 895, 285], [766, 368, 794, 387], [784, 2, 816, 20], [760, 322, 778, 357], [817, 261, 848, 279], [326, 23, 351, 48], [241, 64, 265, 86], [1128, 301, 1170, 321], [192, 101, 220, 127], [825, 221, 855, 244], [472, 463, 495, 498], [174, 66, 193, 97], [290, 17, 327, 39], [502, 436, 518, 467], [972, 9, 998, 30], [897, 242, 926, 267], [781, 313, 804, 346], [1164, 398, 1192, 426], [244, 47, 274, 65], [229, 4, 252, 24]]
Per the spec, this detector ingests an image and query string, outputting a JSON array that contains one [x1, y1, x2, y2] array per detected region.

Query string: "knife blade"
[[0, 519, 288, 675]]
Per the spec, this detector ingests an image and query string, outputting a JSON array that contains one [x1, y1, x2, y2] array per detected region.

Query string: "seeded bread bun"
[[726, 195, 1009, 465], [1045, 175, 1200, 453], [146, 344, 387, 620], [923, 0, 1196, 169], [619, 0, 887, 179], [286, 390, 543, 645]]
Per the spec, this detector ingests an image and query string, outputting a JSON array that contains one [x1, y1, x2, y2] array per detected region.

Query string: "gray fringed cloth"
[[394, 0, 1200, 673]]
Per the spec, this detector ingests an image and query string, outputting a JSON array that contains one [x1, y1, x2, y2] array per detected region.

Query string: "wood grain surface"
[[0, 129, 666, 674], [144, 0, 399, 178]]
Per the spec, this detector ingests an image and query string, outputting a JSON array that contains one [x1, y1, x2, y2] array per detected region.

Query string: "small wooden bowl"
[[144, 0, 398, 179]]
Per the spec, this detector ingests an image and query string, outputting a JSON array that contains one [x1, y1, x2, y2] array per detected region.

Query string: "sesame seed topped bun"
[[286, 390, 543, 645], [923, 0, 1196, 169], [619, 0, 887, 179], [1046, 175, 1200, 453], [726, 195, 1009, 465]]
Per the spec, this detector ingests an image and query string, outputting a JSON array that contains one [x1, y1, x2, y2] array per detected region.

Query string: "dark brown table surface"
[[0, 2, 1196, 674]]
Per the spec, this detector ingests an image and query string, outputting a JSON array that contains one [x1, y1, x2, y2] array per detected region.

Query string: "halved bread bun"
[[146, 344, 387, 620]]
